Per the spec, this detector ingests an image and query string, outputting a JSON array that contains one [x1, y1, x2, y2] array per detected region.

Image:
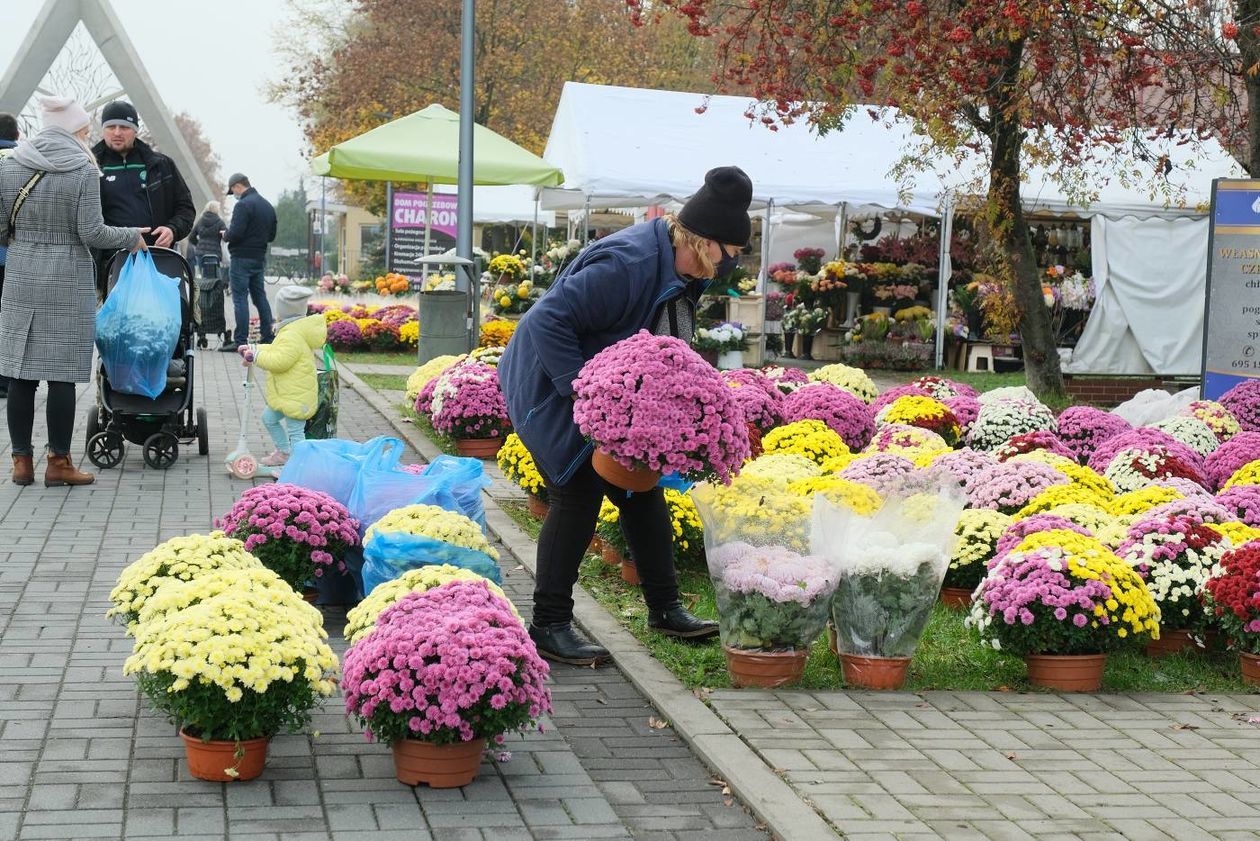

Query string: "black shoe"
[[529, 622, 610, 666], [648, 604, 719, 640], [218, 343, 240, 353]]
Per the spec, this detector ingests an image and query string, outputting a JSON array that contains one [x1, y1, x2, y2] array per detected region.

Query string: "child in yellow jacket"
[[238, 286, 327, 468]]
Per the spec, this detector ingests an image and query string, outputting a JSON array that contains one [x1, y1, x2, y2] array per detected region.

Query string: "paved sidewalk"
[[0, 351, 769, 841]]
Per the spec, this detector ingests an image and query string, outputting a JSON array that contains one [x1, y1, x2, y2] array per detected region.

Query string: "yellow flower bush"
[[124, 588, 339, 742], [1017, 484, 1113, 517], [1185, 400, 1240, 442], [1109, 485, 1183, 517], [786, 475, 882, 514], [741, 453, 823, 484], [470, 345, 504, 366], [135, 567, 318, 631], [1206, 521, 1260, 547], [1225, 460, 1260, 489], [1043, 503, 1116, 536], [343, 564, 515, 643], [874, 396, 961, 447], [322, 309, 351, 324], [808, 363, 878, 403], [1013, 452, 1116, 500], [762, 420, 850, 466], [108, 532, 261, 630], [820, 453, 858, 473], [691, 478, 813, 552], [366, 505, 500, 561], [947, 509, 1012, 589], [480, 320, 516, 348], [399, 321, 420, 348], [496, 433, 546, 497], [405, 354, 462, 405], [894, 305, 933, 322], [665, 489, 706, 565]]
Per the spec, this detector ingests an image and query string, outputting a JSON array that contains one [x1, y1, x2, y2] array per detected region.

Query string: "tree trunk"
[[987, 112, 1066, 400]]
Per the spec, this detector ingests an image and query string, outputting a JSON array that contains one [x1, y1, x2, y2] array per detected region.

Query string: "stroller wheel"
[[196, 408, 209, 456], [87, 431, 125, 469], [143, 432, 180, 470]]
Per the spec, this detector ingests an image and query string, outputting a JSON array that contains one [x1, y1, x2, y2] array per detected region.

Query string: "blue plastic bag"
[[361, 532, 502, 595], [420, 455, 492, 531], [95, 251, 181, 398], [278, 436, 403, 508], [658, 473, 694, 493], [348, 465, 459, 538]]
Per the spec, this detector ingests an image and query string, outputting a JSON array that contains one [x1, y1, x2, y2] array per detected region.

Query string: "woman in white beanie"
[[0, 95, 148, 487]]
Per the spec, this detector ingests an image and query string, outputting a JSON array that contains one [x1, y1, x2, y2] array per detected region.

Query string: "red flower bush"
[[1202, 544, 1260, 654]]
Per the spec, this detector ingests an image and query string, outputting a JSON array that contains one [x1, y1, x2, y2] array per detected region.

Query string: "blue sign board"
[[1202, 179, 1260, 399]]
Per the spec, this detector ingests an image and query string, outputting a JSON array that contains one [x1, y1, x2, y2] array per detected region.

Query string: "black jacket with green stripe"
[[92, 138, 195, 243]]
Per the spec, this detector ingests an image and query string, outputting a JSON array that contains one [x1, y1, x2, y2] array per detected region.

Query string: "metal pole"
[[531, 195, 539, 267], [582, 196, 591, 245], [319, 177, 326, 276], [935, 204, 953, 371], [423, 183, 433, 284], [457, 0, 477, 351], [385, 181, 394, 274]]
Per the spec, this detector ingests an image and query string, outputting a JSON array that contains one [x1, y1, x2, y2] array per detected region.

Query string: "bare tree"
[[17, 24, 121, 137]]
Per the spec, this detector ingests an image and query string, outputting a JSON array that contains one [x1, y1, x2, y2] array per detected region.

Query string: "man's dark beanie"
[[101, 101, 140, 130], [678, 165, 753, 247]]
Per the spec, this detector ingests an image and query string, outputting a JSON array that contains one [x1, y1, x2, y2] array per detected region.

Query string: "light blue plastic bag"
[[95, 251, 181, 398], [361, 532, 502, 594], [348, 465, 459, 539], [420, 455, 492, 531], [278, 436, 403, 508]]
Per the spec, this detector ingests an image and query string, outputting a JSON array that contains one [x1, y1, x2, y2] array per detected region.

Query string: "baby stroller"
[[86, 247, 208, 470], [194, 254, 230, 349]]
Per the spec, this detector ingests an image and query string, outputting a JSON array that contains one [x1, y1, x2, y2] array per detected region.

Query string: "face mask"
[[714, 250, 740, 278]]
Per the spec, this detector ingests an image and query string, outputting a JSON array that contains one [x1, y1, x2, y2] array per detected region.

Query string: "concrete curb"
[[340, 364, 839, 841]]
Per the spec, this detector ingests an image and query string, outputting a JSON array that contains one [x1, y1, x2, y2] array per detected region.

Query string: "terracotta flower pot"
[[620, 560, 640, 586], [592, 449, 660, 493], [455, 437, 503, 459], [588, 535, 606, 556], [392, 737, 486, 788], [840, 654, 911, 690], [1145, 628, 1202, 658], [526, 494, 549, 519], [1024, 653, 1106, 692], [302, 587, 319, 604], [723, 645, 808, 689], [180, 729, 270, 782], [938, 587, 972, 610], [1241, 652, 1260, 687], [600, 543, 625, 567]]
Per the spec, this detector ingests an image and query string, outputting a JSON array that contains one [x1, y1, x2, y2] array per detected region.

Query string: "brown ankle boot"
[[45, 454, 95, 487], [11, 455, 34, 486]]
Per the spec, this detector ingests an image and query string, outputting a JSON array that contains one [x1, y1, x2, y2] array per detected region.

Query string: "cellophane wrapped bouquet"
[[824, 471, 966, 661]]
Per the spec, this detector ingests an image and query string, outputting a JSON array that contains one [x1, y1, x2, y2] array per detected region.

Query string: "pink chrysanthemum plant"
[[572, 332, 750, 483], [430, 360, 511, 441], [341, 579, 551, 747], [216, 484, 360, 592]]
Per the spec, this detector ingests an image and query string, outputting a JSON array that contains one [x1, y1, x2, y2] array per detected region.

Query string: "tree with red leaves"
[[633, 0, 1243, 398]]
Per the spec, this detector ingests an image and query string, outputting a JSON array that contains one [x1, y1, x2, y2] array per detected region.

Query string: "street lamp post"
[[456, 0, 477, 352]]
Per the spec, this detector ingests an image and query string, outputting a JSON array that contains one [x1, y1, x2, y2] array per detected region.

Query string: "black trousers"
[[533, 456, 679, 626], [0, 264, 6, 393], [7, 380, 76, 457]]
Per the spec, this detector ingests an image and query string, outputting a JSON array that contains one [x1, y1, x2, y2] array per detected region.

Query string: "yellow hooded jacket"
[[254, 314, 328, 420]]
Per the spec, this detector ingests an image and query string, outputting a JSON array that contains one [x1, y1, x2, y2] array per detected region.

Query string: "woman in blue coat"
[[499, 166, 753, 665]]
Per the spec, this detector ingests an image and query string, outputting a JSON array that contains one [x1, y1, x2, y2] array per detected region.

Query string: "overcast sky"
[[1, 0, 321, 201]]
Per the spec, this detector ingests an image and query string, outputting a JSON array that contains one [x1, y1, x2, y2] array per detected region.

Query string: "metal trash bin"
[[417, 290, 469, 362]]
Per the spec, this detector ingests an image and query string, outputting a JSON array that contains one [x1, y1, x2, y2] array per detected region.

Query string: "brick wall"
[[1064, 375, 1199, 407]]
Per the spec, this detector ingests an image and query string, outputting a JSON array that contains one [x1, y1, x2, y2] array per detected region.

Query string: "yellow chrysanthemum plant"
[[689, 476, 813, 553], [1016, 484, 1113, 518], [123, 585, 339, 765], [496, 433, 546, 501], [1224, 460, 1260, 489], [107, 532, 262, 633], [343, 564, 517, 644], [362, 505, 502, 589], [874, 396, 962, 447], [740, 453, 823, 485], [762, 420, 850, 466], [786, 475, 883, 515], [406, 354, 462, 406], [399, 321, 420, 348], [135, 567, 321, 631], [967, 529, 1161, 661], [808, 363, 878, 403], [595, 491, 706, 567], [947, 509, 1013, 592], [479, 319, 517, 348], [1109, 485, 1183, 517]]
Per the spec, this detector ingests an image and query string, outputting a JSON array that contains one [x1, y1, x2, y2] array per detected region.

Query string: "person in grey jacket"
[[0, 96, 146, 487]]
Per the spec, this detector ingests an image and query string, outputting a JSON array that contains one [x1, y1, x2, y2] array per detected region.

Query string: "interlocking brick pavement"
[[0, 350, 769, 841]]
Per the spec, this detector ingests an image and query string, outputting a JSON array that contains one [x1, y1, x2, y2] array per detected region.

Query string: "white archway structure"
[[0, 0, 215, 211]]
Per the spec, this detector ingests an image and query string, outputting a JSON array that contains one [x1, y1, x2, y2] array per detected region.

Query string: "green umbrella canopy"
[[310, 104, 563, 186]]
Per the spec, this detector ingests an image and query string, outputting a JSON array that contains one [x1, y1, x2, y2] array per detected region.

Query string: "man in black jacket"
[[92, 100, 195, 297], [221, 173, 277, 350]]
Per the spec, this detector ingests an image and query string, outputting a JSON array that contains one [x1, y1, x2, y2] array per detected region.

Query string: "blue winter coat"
[[498, 218, 687, 486]]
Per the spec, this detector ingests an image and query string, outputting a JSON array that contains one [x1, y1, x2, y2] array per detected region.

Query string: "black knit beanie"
[[678, 166, 753, 247], [101, 101, 140, 130]]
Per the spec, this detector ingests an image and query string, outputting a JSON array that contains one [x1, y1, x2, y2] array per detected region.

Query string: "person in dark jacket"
[[221, 173, 277, 350], [498, 166, 753, 666], [188, 200, 226, 271], [0, 111, 18, 400], [91, 101, 194, 297]]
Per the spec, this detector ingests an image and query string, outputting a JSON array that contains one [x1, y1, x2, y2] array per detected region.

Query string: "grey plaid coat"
[[0, 149, 139, 382]]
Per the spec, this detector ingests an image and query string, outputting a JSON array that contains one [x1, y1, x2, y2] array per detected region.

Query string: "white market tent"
[[431, 184, 555, 227], [542, 82, 1246, 376]]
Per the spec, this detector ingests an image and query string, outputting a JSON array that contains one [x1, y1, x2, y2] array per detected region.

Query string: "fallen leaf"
[[996, 685, 1012, 692], [1172, 723, 1199, 731], [513, 565, 524, 572], [1006, 753, 1018, 761], [708, 777, 727, 787], [647, 717, 669, 729], [723, 797, 734, 807], [595, 697, 608, 705]]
